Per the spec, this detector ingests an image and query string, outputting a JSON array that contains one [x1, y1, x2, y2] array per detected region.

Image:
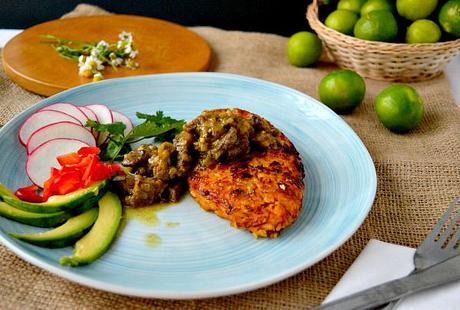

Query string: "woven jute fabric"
[[1, 5, 460, 309]]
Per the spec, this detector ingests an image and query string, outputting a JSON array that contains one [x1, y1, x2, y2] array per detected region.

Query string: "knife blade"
[[315, 254, 460, 310]]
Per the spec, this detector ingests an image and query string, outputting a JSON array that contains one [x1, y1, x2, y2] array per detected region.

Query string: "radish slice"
[[85, 104, 113, 124], [79, 106, 100, 140], [40, 103, 88, 126], [26, 138, 89, 187], [27, 121, 96, 155], [18, 110, 81, 146], [112, 111, 133, 136], [79, 106, 99, 123], [85, 104, 113, 145]]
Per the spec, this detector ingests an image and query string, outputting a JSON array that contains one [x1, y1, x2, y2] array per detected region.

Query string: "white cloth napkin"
[[323, 239, 460, 309], [0, 29, 21, 47]]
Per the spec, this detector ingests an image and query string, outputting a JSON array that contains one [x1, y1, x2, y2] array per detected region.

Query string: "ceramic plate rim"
[[0, 72, 377, 299]]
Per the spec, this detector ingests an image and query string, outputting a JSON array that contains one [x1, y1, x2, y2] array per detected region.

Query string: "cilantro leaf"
[[86, 120, 127, 161], [129, 122, 175, 138], [136, 111, 165, 121], [85, 111, 185, 162], [86, 120, 126, 135], [103, 134, 130, 161], [129, 111, 185, 139]]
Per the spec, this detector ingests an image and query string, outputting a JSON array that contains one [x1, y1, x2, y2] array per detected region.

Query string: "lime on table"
[[439, 0, 460, 38], [337, 0, 368, 14], [361, 0, 394, 16], [354, 10, 399, 42], [406, 19, 441, 43], [287, 31, 322, 67], [325, 10, 359, 35], [397, 0, 438, 21], [375, 84, 424, 133], [318, 69, 366, 114]]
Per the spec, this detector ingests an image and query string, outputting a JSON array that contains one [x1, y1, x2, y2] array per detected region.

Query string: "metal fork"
[[382, 197, 460, 309], [316, 197, 460, 310], [413, 197, 460, 269]]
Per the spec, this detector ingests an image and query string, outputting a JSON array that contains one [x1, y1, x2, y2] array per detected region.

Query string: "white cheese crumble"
[[77, 31, 139, 81]]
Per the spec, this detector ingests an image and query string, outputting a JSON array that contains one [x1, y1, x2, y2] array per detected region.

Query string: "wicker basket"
[[307, 0, 460, 82]]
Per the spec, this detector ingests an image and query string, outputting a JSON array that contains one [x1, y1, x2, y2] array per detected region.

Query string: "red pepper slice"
[[81, 154, 97, 187], [63, 156, 92, 169], [16, 146, 119, 202], [42, 168, 60, 200], [53, 170, 82, 195], [110, 163, 121, 173], [78, 147, 100, 156], [91, 162, 111, 181], [14, 185, 45, 203], [57, 152, 81, 166]]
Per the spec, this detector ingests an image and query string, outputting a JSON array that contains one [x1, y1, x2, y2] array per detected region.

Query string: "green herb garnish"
[[41, 34, 94, 61], [130, 111, 185, 139], [87, 111, 186, 161], [41, 31, 139, 81]]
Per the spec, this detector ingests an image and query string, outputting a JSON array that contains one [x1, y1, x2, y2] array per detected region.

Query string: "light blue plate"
[[0, 73, 376, 299]]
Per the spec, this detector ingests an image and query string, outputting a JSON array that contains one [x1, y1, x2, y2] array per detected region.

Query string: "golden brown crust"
[[188, 109, 305, 238]]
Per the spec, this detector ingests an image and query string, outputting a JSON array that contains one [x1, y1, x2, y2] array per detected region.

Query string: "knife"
[[314, 254, 460, 310]]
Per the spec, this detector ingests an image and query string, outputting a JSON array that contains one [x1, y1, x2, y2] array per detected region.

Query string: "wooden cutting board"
[[2, 15, 211, 96]]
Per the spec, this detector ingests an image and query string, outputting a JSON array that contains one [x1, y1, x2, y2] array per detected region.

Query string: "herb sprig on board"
[[41, 31, 139, 81], [41, 34, 95, 61], [86, 111, 186, 161]]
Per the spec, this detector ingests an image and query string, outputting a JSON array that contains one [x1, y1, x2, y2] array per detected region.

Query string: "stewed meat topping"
[[117, 109, 292, 207]]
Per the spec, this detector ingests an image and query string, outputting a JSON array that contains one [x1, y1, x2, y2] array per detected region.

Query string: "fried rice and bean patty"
[[117, 108, 305, 237]]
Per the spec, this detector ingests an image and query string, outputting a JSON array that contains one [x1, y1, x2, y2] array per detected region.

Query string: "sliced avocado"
[[9, 208, 98, 248], [0, 180, 108, 214], [60, 192, 122, 266], [0, 196, 97, 228]]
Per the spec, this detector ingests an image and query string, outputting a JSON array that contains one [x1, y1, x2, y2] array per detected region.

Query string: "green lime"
[[354, 10, 399, 42], [325, 10, 359, 35], [397, 0, 438, 21], [361, 0, 394, 15], [439, 0, 460, 38], [287, 31, 322, 67], [375, 84, 424, 132], [337, 0, 368, 14], [318, 69, 366, 113], [406, 19, 441, 43]]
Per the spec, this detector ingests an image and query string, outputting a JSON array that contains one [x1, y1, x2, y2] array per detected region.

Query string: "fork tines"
[[426, 198, 460, 250]]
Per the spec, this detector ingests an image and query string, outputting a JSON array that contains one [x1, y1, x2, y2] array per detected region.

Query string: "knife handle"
[[315, 255, 460, 310]]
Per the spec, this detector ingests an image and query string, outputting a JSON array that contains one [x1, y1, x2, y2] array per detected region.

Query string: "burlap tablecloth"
[[1, 4, 460, 309]]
